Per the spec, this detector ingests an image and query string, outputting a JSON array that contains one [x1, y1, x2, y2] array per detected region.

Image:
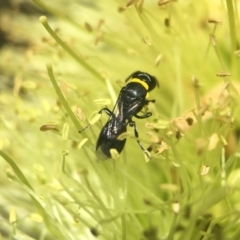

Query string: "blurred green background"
[[0, 0, 240, 239]]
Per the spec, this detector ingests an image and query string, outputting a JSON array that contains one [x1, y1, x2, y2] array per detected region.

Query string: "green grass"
[[0, 0, 240, 239]]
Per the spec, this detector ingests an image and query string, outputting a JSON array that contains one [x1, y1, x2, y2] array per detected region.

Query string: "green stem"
[[83, 174, 111, 217], [39, 16, 104, 82], [121, 214, 126, 240], [193, 78, 203, 137], [167, 213, 179, 240], [226, 0, 237, 51], [33, 0, 82, 29], [0, 151, 34, 191], [46, 64, 81, 130], [0, 151, 68, 238], [226, 0, 237, 74]]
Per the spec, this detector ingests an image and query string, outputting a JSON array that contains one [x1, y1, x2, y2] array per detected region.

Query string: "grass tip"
[[46, 63, 52, 70], [39, 16, 47, 23]]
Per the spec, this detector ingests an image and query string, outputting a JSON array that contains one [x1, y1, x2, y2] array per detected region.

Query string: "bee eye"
[[148, 76, 159, 91]]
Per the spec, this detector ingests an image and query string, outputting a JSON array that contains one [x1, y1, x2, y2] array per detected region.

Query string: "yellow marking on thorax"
[[130, 78, 149, 90], [129, 78, 149, 99]]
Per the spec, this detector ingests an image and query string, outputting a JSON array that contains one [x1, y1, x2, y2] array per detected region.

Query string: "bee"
[[94, 71, 158, 160]]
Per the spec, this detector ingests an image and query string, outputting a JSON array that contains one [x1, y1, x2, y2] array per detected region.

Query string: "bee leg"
[[129, 120, 151, 160], [79, 108, 114, 133], [134, 112, 152, 119], [98, 107, 114, 117], [134, 99, 155, 119], [145, 99, 155, 104]]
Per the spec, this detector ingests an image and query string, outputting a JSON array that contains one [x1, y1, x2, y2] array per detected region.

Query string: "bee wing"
[[106, 88, 124, 120]]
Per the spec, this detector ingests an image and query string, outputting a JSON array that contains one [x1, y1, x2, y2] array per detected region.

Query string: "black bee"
[[95, 71, 158, 160]]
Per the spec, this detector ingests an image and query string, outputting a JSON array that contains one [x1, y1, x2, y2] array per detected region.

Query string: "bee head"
[[127, 71, 159, 91]]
